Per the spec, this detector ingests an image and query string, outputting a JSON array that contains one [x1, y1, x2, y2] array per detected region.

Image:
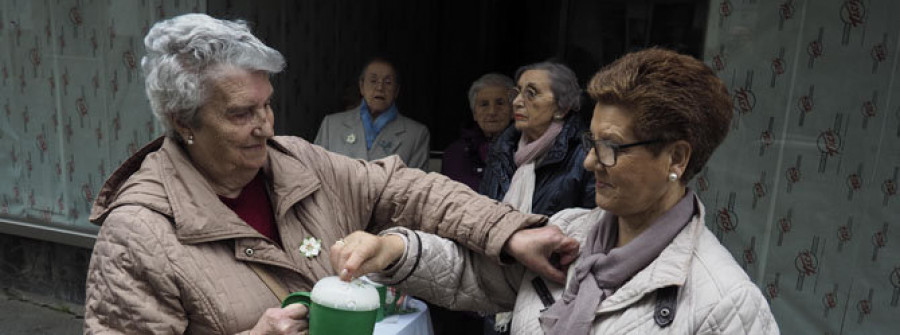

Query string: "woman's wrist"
[[379, 233, 407, 271], [370, 227, 421, 285]]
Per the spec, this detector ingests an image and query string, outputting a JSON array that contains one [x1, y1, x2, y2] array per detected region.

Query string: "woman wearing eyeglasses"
[[480, 62, 596, 217], [474, 61, 595, 334], [315, 58, 431, 170], [331, 48, 778, 334]]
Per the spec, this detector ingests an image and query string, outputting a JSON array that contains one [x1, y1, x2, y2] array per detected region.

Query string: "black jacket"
[[478, 115, 596, 217]]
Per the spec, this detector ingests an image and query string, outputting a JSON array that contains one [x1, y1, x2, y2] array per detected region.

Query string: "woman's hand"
[[330, 231, 406, 281], [503, 225, 580, 284], [249, 304, 308, 335]]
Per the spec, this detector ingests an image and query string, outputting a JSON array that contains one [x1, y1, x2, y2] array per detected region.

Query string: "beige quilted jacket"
[[377, 200, 779, 334], [83, 136, 544, 334]]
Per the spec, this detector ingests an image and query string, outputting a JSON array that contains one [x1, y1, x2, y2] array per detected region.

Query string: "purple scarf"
[[539, 190, 697, 335]]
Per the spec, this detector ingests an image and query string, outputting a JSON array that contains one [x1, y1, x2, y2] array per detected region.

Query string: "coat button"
[[244, 248, 254, 256]]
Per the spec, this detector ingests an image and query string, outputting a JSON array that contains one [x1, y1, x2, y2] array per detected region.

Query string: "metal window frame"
[[0, 216, 97, 249]]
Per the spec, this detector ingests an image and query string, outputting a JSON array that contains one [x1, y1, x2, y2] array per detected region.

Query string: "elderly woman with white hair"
[[441, 73, 515, 190], [83, 14, 567, 334]]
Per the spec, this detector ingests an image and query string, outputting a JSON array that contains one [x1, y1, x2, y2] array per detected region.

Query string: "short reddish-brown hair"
[[587, 48, 732, 182]]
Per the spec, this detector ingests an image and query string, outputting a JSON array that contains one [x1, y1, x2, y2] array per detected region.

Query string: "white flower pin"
[[299, 237, 322, 258], [345, 133, 356, 144]]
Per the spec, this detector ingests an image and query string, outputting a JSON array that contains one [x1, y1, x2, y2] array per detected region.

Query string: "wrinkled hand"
[[330, 231, 406, 282], [503, 225, 580, 284], [249, 304, 308, 335]]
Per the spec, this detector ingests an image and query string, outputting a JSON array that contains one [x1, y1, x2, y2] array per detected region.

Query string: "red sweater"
[[219, 173, 281, 245]]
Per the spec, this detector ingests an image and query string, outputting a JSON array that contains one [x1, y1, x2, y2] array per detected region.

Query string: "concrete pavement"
[[0, 288, 83, 335]]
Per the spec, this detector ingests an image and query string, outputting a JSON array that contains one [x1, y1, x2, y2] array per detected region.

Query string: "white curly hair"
[[141, 13, 285, 139], [467, 73, 515, 112]]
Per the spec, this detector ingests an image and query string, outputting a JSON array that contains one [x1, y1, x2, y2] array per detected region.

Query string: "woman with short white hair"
[[442, 73, 516, 190], [83, 13, 556, 334]]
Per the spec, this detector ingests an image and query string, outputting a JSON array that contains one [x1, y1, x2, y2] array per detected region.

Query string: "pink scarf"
[[502, 121, 564, 213], [494, 120, 566, 330], [514, 121, 564, 167]]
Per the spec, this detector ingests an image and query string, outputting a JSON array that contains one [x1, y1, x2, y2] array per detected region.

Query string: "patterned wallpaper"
[[701, 0, 898, 333], [0, 0, 202, 233], [2, 0, 898, 331]]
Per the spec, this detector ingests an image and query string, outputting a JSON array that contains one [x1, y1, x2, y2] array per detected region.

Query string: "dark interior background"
[[208, 0, 709, 152]]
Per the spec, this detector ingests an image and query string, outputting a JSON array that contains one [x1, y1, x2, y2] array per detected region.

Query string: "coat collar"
[[339, 106, 407, 157], [263, 139, 321, 220], [492, 115, 583, 169], [90, 136, 321, 245], [339, 106, 365, 129], [539, 115, 583, 168], [595, 197, 706, 314]]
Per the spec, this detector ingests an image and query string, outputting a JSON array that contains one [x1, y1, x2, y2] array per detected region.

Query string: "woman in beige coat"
[[84, 14, 561, 334], [333, 48, 779, 334]]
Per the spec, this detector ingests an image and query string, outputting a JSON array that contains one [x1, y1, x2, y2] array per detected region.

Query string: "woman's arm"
[[85, 207, 310, 335], [330, 224, 579, 312], [332, 228, 523, 313], [84, 207, 188, 334], [698, 281, 780, 334], [293, 138, 546, 262], [366, 159, 546, 262]]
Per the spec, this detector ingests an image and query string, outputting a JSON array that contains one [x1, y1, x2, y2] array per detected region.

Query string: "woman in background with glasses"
[[331, 48, 778, 334], [480, 62, 595, 217], [315, 58, 431, 169], [476, 61, 595, 334]]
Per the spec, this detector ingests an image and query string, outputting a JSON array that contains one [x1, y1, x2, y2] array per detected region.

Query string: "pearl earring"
[[186, 135, 194, 145], [553, 113, 564, 120], [668, 172, 678, 182]]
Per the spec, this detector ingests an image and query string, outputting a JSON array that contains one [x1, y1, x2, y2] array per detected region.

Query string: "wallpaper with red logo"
[[702, 0, 898, 333], [1, 0, 897, 332], [0, 0, 201, 233]]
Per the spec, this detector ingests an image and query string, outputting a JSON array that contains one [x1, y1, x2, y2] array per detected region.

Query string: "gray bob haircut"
[[514, 62, 582, 113], [141, 13, 285, 139], [467, 73, 515, 111]]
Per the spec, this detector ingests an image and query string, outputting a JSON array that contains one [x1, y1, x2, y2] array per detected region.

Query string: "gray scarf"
[[538, 189, 696, 335]]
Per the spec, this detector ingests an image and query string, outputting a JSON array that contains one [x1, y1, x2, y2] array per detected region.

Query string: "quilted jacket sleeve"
[[368, 158, 547, 262], [84, 206, 187, 334], [287, 137, 547, 263], [698, 281, 780, 334], [370, 227, 524, 314]]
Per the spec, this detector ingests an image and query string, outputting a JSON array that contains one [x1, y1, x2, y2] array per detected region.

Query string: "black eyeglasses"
[[581, 132, 662, 167], [363, 77, 396, 89]]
